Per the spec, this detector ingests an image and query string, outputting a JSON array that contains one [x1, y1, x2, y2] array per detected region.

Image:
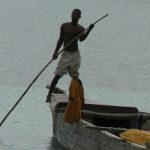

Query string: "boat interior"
[[55, 102, 150, 136]]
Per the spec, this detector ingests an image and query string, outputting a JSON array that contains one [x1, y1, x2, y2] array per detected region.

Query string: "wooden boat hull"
[[49, 94, 150, 150]]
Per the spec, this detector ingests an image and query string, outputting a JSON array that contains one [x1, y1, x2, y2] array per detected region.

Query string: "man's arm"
[[79, 24, 94, 42], [53, 25, 64, 59]]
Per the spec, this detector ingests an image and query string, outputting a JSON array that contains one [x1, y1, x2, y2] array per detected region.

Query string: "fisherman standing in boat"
[[46, 9, 94, 102]]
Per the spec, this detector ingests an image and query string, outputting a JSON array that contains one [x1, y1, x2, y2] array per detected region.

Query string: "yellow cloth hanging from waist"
[[63, 79, 84, 122]]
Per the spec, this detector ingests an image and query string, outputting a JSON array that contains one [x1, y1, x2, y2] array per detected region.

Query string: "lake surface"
[[0, 0, 150, 149]]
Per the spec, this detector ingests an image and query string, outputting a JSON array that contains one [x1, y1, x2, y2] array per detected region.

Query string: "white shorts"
[[55, 50, 81, 78]]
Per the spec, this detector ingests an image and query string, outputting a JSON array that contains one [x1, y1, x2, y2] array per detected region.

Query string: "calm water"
[[0, 0, 150, 149]]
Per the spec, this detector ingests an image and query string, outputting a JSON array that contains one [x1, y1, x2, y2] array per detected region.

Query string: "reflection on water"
[[48, 136, 66, 150], [0, 138, 4, 148]]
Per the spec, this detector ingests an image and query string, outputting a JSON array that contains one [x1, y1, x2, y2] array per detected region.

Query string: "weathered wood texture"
[[49, 94, 150, 150]]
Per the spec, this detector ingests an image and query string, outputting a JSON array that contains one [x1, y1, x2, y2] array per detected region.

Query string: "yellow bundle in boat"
[[120, 129, 150, 146], [63, 79, 84, 122]]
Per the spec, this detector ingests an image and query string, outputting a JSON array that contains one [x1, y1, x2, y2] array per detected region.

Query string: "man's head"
[[71, 9, 81, 23]]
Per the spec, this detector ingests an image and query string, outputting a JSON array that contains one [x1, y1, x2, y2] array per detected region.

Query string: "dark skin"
[[53, 9, 94, 59], [46, 9, 94, 103]]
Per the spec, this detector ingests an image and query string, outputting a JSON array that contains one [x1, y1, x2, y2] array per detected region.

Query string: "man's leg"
[[46, 75, 61, 103]]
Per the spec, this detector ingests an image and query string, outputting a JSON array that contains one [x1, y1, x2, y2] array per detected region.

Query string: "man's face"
[[71, 10, 81, 22]]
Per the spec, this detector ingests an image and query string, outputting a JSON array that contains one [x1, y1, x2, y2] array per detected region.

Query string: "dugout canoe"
[[49, 93, 150, 150]]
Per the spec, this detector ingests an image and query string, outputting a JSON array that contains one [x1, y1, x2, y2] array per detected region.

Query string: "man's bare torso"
[[61, 22, 84, 52]]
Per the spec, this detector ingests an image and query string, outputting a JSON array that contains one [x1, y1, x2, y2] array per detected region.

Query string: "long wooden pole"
[[0, 14, 109, 127]]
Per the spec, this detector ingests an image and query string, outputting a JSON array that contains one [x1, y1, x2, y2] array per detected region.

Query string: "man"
[[46, 9, 94, 102]]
